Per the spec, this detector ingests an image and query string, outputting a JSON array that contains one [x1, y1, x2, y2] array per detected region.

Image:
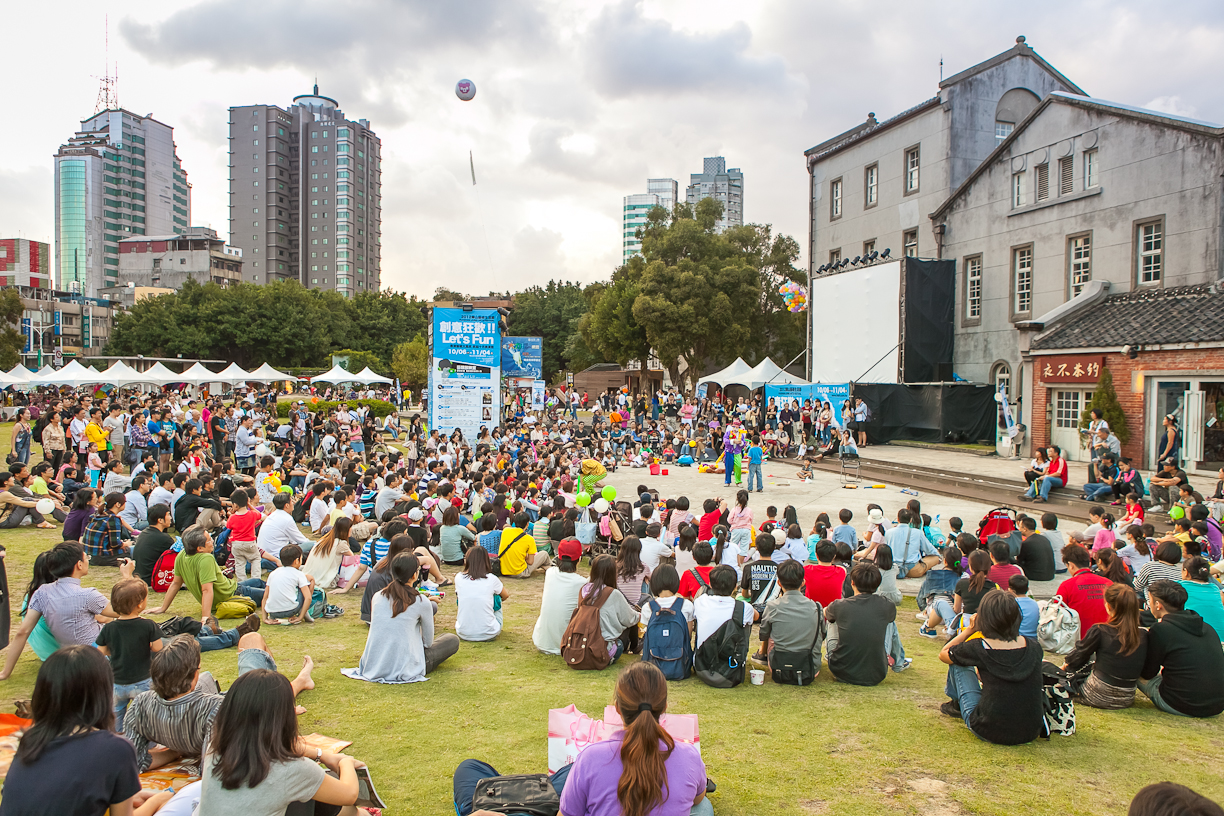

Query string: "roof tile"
[[1031, 284, 1224, 350]]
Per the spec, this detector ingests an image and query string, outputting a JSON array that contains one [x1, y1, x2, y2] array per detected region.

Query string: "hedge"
[[275, 398, 398, 419]]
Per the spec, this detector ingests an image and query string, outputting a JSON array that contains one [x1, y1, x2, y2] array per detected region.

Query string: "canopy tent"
[[0, 365, 36, 388], [141, 362, 183, 385], [98, 360, 153, 386], [215, 363, 253, 386], [248, 362, 294, 383], [744, 358, 808, 389], [694, 357, 752, 390], [32, 360, 101, 388], [311, 364, 361, 384], [176, 362, 220, 386], [353, 366, 392, 385]]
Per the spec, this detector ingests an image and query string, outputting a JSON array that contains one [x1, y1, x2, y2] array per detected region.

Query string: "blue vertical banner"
[[53, 311, 62, 337], [429, 307, 502, 441], [21, 318, 31, 354]]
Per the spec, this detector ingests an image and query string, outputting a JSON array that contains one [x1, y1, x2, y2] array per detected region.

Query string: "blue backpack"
[[642, 597, 694, 681]]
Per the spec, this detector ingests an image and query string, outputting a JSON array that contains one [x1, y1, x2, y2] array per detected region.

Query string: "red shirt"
[[803, 563, 847, 608], [1046, 456, 1068, 483], [697, 511, 721, 542], [678, 565, 715, 599], [225, 509, 260, 542], [1056, 569, 1113, 638], [988, 563, 1023, 589]]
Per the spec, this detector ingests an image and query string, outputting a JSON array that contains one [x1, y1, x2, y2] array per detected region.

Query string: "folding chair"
[[840, 452, 861, 485]]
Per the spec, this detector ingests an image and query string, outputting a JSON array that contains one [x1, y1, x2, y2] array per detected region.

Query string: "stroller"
[[589, 500, 633, 558], [977, 507, 1016, 548]]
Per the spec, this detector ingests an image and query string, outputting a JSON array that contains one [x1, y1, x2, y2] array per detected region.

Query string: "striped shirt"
[[28, 577, 108, 646], [124, 680, 224, 773], [359, 537, 390, 569], [1135, 560, 1184, 604]]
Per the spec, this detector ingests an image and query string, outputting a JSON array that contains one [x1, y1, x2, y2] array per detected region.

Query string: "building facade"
[[97, 227, 243, 308], [228, 86, 382, 296], [622, 178, 677, 260], [686, 157, 743, 232], [0, 239, 52, 291], [18, 292, 117, 366], [54, 109, 191, 299]]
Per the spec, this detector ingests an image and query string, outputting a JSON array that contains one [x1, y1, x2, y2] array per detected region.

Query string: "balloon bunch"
[[779, 281, 808, 313]]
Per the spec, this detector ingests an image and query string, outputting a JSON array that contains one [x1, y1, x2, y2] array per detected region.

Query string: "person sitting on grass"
[[1137, 580, 1224, 718], [921, 549, 993, 639], [532, 538, 588, 655], [939, 589, 1046, 743], [573, 554, 642, 665], [916, 546, 963, 636], [1006, 575, 1040, 639], [1059, 582, 1148, 710], [0, 646, 173, 816], [303, 516, 353, 591], [96, 577, 164, 733], [81, 491, 134, 567], [262, 544, 316, 624], [455, 547, 508, 642], [343, 553, 459, 684], [756, 559, 824, 682], [1057, 544, 1113, 639], [825, 562, 901, 686], [151, 525, 266, 623], [677, 541, 716, 599], [455, 661, 711, 816], [125, 633, 315, 773], [1180, 556, 1224, 644], [359, 534, 433, 625], [199, 669, 365, 816], [638, 564, 695, 640]]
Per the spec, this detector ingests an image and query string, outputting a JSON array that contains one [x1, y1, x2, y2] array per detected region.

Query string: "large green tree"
[[581, 259, 652, 376], [391, 336, 429, 393], [506, 280, 589, 381], [0, 289, 24, 370]]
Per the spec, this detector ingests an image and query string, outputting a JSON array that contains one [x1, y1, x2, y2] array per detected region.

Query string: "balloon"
[[592, 498, 610, 514], [455, 79, 476, 101], [601, 485, 617, 501], [255, 443, 270, 457], [575, 491, 591, 507], [279, 486, 293, 493], [35, 499, 54, 515]]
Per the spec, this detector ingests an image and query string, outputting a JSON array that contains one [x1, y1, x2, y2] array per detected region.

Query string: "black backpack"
[[694, 599, 749, 688], [293, 493, 313, 524]]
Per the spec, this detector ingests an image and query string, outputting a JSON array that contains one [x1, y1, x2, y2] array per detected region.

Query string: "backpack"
[[770, 602, 826, 687], [293, 493, 312, 524], [693, 599, 749, 688], [642, 597, 694, 681], [215, 596, 257, 619], [861, 403, 873, 422], [560, 587, 613, 671], [152, 548, 179, 594], [307, 588, 328, 619], [1042, 665, 1076, 736], [1037, 595, 1080, 655]]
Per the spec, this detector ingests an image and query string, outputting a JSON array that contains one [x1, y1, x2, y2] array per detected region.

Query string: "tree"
[[1079, 367, 1130, 444], [506, 280, 589, 381], [332, 349, 385, 374], [582, 259, 652, 376], [563, 314, 603, 374], [0, 289, 25, 370], [391, 336, 428, 393], [433, 287, 468, 302], [343, 290, 428, 365], [726, 224, 807, 368]]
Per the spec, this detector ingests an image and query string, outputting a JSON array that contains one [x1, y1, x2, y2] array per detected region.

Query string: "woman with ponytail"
[[455, 661, 711, 816], [711, 524, 741, 577], [953, 550, 997, 618], [343, 552, 459, 684], [1061, 582, 1149, 708], [1180, 556, 1224, 643]]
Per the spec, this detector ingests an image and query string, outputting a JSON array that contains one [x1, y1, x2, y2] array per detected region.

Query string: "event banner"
[[532, 380, 546, 411], [430, 307, 501, 440], [501, 336, 544, 379], [765, 383, 851, 421]]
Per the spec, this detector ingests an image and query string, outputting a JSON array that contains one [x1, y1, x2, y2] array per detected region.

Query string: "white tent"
[[177, 362, 220, 386], [98, 360, 153, 386], [216, 362, 253, 385], [311, 364, 360, 384], [694, 357, 754, 390], [745, 358, 808, 389], [1, 365, 36, 389], [34, 360, 101, 388], [248, 362, 294, 383], [141, 362, 183, 385], [353, 366, 392, 385]]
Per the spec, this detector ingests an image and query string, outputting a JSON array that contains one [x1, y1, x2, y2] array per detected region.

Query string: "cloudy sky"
[[3, 0, 1223, 298]]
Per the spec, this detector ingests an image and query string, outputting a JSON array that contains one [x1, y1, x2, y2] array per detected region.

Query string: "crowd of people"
[[0, 383, 1221, 815]]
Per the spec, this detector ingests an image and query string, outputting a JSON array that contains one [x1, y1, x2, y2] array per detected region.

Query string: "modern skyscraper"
[[686, 156, 743, 232], [53, 109, 191, 299], [622, 177, 678, 261], [228, 86, 382, 296]]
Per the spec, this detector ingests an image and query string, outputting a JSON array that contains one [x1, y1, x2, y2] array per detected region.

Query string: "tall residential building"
[[685, 157, 743, 232], [54, 109, 191, 299], [0, 239, 52, 292], [228, 85, 382, 296], [622, 178, 678, 261]]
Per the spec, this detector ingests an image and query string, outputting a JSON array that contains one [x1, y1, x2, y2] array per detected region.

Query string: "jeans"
[[1026, 476, 1064, 500], [885, 622, 906, 669], [747, 462, 763, 491], [930, 598, 955, 627], [1137, 674, 1189, 717], [233, 578, 267, 605], [945, 664, 986, 740], [113, 678, 152, 732], [1083, 482, 1113, 500], [196, 626, 241, 652]]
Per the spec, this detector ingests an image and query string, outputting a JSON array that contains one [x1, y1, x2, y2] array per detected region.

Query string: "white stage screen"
[[809, 260, 900, 384]]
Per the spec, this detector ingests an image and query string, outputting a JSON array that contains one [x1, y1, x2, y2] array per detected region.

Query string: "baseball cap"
[[406, 507, 425, 521], [557, 537, 583, 560]]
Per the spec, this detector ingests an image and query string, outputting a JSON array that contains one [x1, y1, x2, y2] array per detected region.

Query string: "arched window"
[[995, 88, 1040, 142], [991, 361, 1012, 400]]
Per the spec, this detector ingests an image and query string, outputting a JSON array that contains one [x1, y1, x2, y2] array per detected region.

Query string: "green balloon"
[[576, 491, 591, 507], [279, 486, 293, 493], [601, 485, 617, 501]]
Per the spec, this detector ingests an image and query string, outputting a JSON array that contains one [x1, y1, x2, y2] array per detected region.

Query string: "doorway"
[[1050, 388, 1093, 461]]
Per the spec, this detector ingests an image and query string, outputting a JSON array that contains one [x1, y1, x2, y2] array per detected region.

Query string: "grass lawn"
[[0, 423, 1222, 814]]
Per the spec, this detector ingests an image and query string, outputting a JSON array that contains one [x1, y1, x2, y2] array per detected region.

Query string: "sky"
[[3, 0, 1224, 299]]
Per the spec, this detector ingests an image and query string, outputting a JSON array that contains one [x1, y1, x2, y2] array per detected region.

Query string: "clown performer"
[[723, 419, 748, 486], [579, 457, 608, 493]]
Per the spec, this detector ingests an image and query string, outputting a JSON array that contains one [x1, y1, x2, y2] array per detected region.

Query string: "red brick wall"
[[1031, 348, 1224, 468]]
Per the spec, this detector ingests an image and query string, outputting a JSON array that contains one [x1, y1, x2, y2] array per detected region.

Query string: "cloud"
[[1143, 95, 1200, 119], [0, 167, 54, 245]]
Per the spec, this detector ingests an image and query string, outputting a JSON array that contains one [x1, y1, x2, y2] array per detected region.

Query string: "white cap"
[[407, 507, 425, 521]]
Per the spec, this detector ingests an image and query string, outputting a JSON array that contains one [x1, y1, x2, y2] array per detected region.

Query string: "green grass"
[[1, 422, 1223, 814]]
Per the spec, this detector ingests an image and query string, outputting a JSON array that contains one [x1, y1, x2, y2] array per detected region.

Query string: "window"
[[1084, 149, 1099, 188], [864, 164, 878, 207], [1012, 171, 1027, 208], [252, 221, 259, 227], [995, 121, 1014, 142], [1055, 391, 1085, 429], [1068, 234, 1091, 296], [253, 139, 259, 146], [1035, 163, 1049, 201], [1058, 157, 1074, 196], [253, 125, 259, 132], [904, 147, 920, 193], [863, 240, 875, 257], [903, 229, 918, 257], [965, 255, 982, 319], [829, 249, 841, 266], [1013, 246, 1033, 315], [830, 178, 842, 219], [1137, 220, 1163, 284], [993, 362, 1012, 401]]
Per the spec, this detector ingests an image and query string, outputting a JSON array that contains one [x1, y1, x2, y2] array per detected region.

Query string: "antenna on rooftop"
[[93, 15, 119, 113], [939, 55, 944, 83]]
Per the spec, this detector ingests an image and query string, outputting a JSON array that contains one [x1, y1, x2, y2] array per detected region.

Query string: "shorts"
[[236, 455, 255, 470], [350, 441, 366, 452], [237, 648, 278, 675]]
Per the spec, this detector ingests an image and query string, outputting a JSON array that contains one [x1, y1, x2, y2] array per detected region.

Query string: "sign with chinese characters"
[[429, 307, 501, 441], [1038, 355, 1105, 384]]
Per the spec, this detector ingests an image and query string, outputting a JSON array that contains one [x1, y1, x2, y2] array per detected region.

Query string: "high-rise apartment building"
[[622, 178, 677, 260], [228, 86, 382, 296], [53, 109, 191, 299], [685, 157, 743, 232]]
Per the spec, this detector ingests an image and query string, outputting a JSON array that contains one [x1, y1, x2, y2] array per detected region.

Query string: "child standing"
[[86, 442, 104, 489], [95, 578, 163, 732], [746, 436, 765, 493], [226, 490, 263, 580]]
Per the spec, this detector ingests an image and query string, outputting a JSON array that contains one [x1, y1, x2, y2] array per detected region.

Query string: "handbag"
[[469, 773, 559, 816], [491, 531, 529, 577]]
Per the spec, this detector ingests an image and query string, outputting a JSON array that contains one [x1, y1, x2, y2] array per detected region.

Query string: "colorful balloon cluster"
[[779, 281, 808, 313]]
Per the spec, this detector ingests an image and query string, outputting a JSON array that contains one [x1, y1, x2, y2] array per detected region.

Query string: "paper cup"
[[749, 669, 765, 685]]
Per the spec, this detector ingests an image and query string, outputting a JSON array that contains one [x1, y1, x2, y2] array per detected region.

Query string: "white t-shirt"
[[309, 497, 331, 533], [639, 595, 694, 631], [454, 572, 504, 641], [716, 540, 742, 576], [639, 536, 674, 573], [264, 566, 311, 614], [693, 594, 754, 648]]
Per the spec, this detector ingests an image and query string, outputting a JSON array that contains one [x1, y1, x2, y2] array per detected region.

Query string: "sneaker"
[[322, 605, 344, 618], [235, 613, 261, 638], [1016, 493, 1031, 501], [940, 701, 962, 718], [915, 611, 928, 620], [918, 625, 939, 639], [1149, 504, 1163, 512], [892, 657, 913, 673]]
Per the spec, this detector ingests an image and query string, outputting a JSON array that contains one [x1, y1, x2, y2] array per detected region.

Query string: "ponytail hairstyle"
[[943, 545, 964, 575], [735, 489, 748, 509], [381, 552, 421, 617], [1099, 512, 1115, 531], [712, 525, 729, 565], [677, 523, 697, 552], [663, 498, 676, 531], [614, 662, 674, 816], [1125, 524, 1150, 556], [1094, 549, 1129, 584], [1104, 582, 1142, 656], [1183, 555, 1211, 583], [967, 549, 991, 593]]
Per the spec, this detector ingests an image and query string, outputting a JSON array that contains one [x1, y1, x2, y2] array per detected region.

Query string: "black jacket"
[[174, 493, 223, 532], [1141, 610, 1224, 718]]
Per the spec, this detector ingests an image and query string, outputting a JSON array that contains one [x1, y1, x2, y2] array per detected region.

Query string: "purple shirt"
[[559, 735, 706, 816]]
